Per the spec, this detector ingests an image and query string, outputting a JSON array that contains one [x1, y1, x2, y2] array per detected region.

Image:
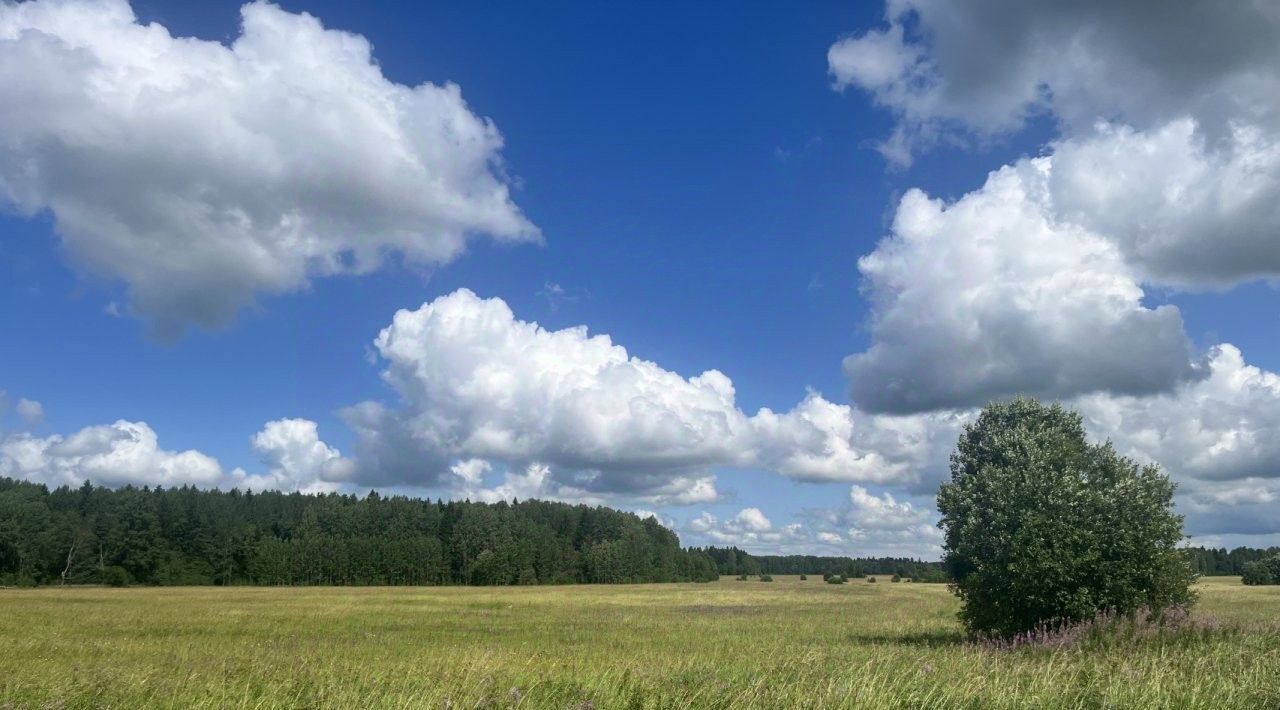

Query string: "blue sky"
[[3, 0, 1280, 557]]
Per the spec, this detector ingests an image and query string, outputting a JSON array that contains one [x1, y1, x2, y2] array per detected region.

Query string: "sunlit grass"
[[2, 576, 1277, 708]]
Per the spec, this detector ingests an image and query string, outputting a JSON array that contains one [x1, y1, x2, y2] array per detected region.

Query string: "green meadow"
[[2, 576, 1277, 709]]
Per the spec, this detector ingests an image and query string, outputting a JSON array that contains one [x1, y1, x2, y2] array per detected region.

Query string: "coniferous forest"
[[0, 477, 719, 587]]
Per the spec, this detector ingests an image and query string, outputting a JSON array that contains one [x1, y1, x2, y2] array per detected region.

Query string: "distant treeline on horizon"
[[1184, 545, 1280, 577], [0, 477, 718, 587], [0, 477, 1268, 588], [696, 546, 949, 582]]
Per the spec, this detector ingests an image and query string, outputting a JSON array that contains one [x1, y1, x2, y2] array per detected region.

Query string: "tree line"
[[1184, 545, 1280, 576], [0, 477, 719, 587], [697, 546, 949, 582]]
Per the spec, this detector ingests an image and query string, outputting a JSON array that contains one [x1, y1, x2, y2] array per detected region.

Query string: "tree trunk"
[[61, 535, 79, 586]]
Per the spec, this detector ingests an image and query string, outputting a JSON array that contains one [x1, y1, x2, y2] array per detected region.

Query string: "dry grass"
[[1, 576, 1277, 708]]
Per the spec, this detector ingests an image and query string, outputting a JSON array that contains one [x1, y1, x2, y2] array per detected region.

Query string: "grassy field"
[[1, 576, 1277, 709]]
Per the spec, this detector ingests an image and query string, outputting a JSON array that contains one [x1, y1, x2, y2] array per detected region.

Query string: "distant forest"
[[1, 477, 1267, 587], [0, 477, 718, 587], [1184, 545, 1280, 576], [698, 546, 950, 582]]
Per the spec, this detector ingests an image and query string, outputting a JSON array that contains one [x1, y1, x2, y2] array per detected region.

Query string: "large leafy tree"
[[937, 397, 1196, 637]]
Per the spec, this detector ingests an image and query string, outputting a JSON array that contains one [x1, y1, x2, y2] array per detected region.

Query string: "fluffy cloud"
[[0, 415, 351, 492], [0, 420, 225, 488], [830, 0, 1280, 162], [15, 398, 43, 426], [1046, 121, 1280, 290], [847, 159, 1202, 413], [0, 0, 536, 334], [1076, 345, 1280, 485], [682, 487, 942, 557], [832, 2, 1280, 290], [751, 391, 963, 486], [685, 507, 806, 549], [343, 289, 950, 502], [801, 486, 942, 557], [233, 418, 354, 493], [444, 458, 608, 506]]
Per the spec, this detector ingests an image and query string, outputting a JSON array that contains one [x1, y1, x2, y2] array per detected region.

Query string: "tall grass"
[[1, 577, 1276, 708]]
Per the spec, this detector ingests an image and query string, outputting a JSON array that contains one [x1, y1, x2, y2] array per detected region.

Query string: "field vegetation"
[[2, 576, 1277, 709]]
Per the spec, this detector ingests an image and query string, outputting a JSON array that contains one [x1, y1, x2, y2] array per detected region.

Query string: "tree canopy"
[[937, 397, 1196, 637], [0, 477, 718, 587]]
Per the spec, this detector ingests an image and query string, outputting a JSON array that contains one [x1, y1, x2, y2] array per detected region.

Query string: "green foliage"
[[824, 575, 844, 585], [759, 574, 773, 582], [0, 477, 718, 587], [1184, 545, 1280, 575], [891, 575, 901, 583], [910, 567, 949, 584], [937, 397, 1197, 638], [100, 566, 130, 587], [798, 574, 807, 581], [1240, 556, 1280, 585], [1241, 562, 1272, 585], [697, 546, 944, 580], [867, 577, 876, 583]]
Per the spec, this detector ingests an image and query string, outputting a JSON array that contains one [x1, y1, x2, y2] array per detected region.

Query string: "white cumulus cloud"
[[231, 418, 354, 493], [0, 415, 351, 493], [0, 0, 537, 335], [847, 160, 1202, 414], [342, 289, 948, 503], [830, 0, 1280, 165], [0, 420, 224, 488]]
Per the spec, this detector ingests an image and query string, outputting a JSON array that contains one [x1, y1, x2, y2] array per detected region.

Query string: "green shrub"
[[1242, 560, 1274, 586], [737, 574, 749, 581], [937, 397, 1196, 638], [799, 574, 807, 581], [760, 574, 773, 582], [100, 566, 130, 588], [912, 568, 950, 584], [825, 575, 844, 585], [867, 577, 876, 583], [891, 575, 902, 583]]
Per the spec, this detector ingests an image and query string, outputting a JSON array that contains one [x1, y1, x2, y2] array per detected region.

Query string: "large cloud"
[[0, 0, 537, 334], [0, 420, 225, 488], [831, 1, 1280, 290], [1076, 345, 1280, 485], [836, 2, 1280, 414], [847, 159, 1202, 414], [343, 289, 948, 502], [829, 0, 1280, 162], [237, 418, 354, 493], [0, 414, 350, 492], [1045, 120, 1280, 290]]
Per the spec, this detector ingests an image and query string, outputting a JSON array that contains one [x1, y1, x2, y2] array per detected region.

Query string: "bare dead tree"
[[61, 532, 82, 586]]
